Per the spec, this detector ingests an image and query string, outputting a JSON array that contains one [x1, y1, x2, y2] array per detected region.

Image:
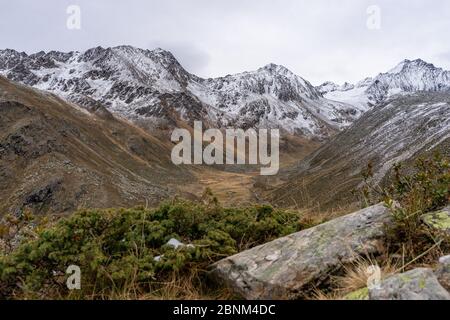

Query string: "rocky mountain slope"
[[269, 92, 450, 208], [0, 46, 358, 138], [319, 59, 450, 111], [0, 76, 193, 216]]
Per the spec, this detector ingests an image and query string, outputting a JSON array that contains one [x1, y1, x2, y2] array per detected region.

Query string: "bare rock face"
[[369, 268, 450, 300], [210, 203, 390, 300]]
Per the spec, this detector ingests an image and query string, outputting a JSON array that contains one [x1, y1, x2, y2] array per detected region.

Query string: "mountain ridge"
[[0, 46, 359, 138], [269, 91, 450, 208], [319, 58, 450, 110]]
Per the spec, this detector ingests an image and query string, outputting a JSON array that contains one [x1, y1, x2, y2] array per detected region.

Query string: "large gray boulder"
[[369, 268, 450, 300], [210, 203, 390, 299]]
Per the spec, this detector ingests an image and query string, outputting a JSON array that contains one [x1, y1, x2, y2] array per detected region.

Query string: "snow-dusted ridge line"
[[0, 46, 361, 138], [317, 58, 450, 112], [2, 47, 450, 138]]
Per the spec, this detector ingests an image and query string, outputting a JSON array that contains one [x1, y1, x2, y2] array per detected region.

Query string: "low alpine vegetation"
[[314, 154, 450, 300], [359, 152, 450, 264], [0, 192, 307, 299]]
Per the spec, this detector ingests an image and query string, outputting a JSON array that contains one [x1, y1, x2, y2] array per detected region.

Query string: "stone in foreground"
[[210, 203, 390, 299], [369, 268, 450, 300]]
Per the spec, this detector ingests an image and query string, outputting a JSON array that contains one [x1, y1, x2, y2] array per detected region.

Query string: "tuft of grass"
[[334, 256, 397, 294], [311, 255, 398, 300]]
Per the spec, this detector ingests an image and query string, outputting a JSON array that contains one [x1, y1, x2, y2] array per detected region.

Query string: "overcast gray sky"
[[1, 0, 450, 85]]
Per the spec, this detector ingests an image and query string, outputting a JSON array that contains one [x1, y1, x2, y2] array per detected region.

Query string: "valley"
[[0, 45, 449, 302], [2, 0, 450, 303]]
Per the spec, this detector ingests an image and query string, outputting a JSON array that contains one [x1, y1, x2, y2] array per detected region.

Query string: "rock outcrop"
[[369, 268, 450, 300], [210, 203, 390, 299], [435, 255, 450, 292]]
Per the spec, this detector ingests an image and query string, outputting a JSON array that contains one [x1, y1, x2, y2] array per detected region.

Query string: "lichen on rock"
[[422, 206, 450, 234], [369, 268, 450, 300], [344, 287, 369, 300], [210, 203, 391, 300]]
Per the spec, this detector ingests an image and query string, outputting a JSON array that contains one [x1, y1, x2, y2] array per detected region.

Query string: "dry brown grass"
[[310, 289, 343, 300], [310, 255, 398, 300], [291, 201, 359, 231], [189, 169, 259, 207], [335, 256, 397, 294], [61, 269, 234, 301]]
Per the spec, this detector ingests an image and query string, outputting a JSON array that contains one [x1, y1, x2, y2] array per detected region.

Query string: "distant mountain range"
[[318, 58, 450, 110], [0, 46, 363, 138], [2, 47, 450, 141]]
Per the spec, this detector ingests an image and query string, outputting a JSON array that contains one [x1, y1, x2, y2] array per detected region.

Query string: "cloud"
[[146, 40, 211, 76], [1, 0, 449, 84]]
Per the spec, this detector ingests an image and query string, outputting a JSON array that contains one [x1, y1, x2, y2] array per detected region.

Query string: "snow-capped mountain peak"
[[355, 77, 373, 88], [188, 62, 359, 134], [260, 62, 289, 73], [387, 58, 438, 75], [366, 58, 450, 104], [320, 58, 450, 110], [386, 59, 412, 74], [0, 46, 369, 137], [317, 81, 354, 95], [203, 62, 321, 101], [316, 81, 339, 95]]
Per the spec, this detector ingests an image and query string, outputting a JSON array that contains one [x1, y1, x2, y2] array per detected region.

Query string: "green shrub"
[[358, 152, 450, 262], [0, 197, 304, 299]]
